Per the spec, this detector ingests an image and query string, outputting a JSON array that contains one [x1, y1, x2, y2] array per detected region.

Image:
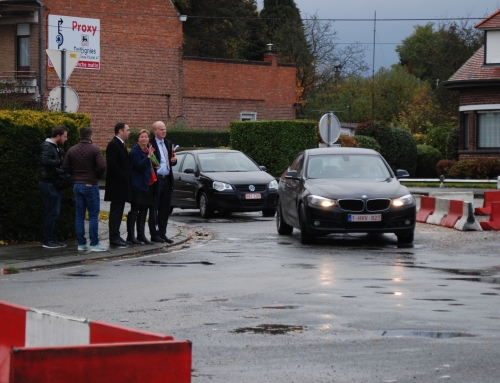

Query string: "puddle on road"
[[364, 286, 385, 288], [137, 260, 214, 267], [233, 324, 305, 335], [208, 298, 228, 302], [481, 293, 499, 296], [445, 277, 500, 284], [342, 296, 357, 298], [414, 298, 457, 302], [282, 263, 317, 269], [261, 305, 298, 309], [380, 330, 475, 339], [65, 271, 98, 277], [278, 242, 293, 245]]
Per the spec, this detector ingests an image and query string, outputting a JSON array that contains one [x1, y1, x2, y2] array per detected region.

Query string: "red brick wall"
[[42, 0, 183, 146], [0, 25, 16, 73], [182, 57, 296, 129]]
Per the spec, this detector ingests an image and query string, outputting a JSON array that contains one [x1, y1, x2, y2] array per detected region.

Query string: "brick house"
[[0, 0, 296, 146], [444, 9, 500, 159]]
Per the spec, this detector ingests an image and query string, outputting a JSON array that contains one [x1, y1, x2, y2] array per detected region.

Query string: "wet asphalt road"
[[2, 209, 500, 382]]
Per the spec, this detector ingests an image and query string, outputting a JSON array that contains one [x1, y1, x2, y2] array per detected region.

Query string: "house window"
[[463, 113, 469, 149], [17, 24, 30, 76], [477, 111, 500, 148], [240, 112, 257, 121]]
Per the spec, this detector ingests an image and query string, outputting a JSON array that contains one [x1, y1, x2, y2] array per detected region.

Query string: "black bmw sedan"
[[170, 149, 278, 218], [276, 147, 416, 244]]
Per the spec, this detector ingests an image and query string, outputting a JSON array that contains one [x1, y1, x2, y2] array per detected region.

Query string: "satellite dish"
[[318, 112, 341, 146], [47, 86, 80, 112]]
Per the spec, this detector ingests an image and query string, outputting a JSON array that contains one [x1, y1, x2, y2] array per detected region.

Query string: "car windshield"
[[199, 152, 260, 172], [306, 154, 392, 179]]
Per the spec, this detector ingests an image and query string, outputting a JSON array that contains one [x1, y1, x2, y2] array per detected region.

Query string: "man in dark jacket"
[[39, 125, 68, 248], [63, 127, 106, 252], [104, 122, 131, 246], [149, 121, 177, 243]]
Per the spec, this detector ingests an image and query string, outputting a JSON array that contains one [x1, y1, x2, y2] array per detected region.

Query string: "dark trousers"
[[149, 176, 173, 237], [109, 201, 125, 242], [38, 181, 62, 245]]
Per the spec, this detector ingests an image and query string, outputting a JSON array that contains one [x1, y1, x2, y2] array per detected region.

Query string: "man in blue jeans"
[[63, 127, 106, 251], [39, 126, 68, 248]]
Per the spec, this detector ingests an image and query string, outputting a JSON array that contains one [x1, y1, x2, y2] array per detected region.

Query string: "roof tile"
[[447, 46, 500, 82]]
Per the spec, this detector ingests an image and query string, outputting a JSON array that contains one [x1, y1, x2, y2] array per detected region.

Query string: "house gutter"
[[35, 0, 44, 104]]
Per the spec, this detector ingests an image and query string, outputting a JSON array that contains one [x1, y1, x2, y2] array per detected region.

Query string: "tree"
[[396, 21, 483, 123], [174, 0, 266, 60]]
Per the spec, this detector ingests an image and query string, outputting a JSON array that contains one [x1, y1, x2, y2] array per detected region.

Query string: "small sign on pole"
[[318, 112, 341, 147]]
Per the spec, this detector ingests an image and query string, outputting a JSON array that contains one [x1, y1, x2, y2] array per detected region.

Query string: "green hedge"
[[354, 135, 382, 153], [230, 120, 317, 177], [415, 144, 442, 177], [354, 121, 417, 175], [127, 128, 230, 149], [0, 110, 90, 241], [426, 125, 453, 160], [446, 125, 459, 161], [448, 158, 500, 179]]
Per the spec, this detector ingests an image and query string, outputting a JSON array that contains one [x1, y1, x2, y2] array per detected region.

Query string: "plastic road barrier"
[[480, 201, 500, 230], [0, 300, 192, 383], [416, 196, 436, 222], [475, 190, 500, 215]]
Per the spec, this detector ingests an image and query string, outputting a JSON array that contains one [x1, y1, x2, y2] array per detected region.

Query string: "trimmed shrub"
[[127, 128, 230, 149], [436, 159, 457, 177], [354, 121, 417, 174], [230, 120, 317, 177], [447, 159, 476, 179], [426, 125, 453, 159], [415, 144, 442, 178], [354, 135, 382, 153], [0, 110, 89, 241], [413, 133, 427, 145], [337, 135, 359, 147], [446, 125, 459, 160]]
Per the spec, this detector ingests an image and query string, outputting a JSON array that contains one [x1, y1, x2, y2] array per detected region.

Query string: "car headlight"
[[392, 194, 414, 207], [307, 195, 337, 207], [268, 180, 278, 190], [213, 181, 233, 191]]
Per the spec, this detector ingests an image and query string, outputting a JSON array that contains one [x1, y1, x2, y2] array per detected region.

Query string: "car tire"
[[199, 192, 213, 219], [262, 208, 276, 217], [396, 231, 414, 244], [299, 204, 316, 244], [276, 202, 293, 235]]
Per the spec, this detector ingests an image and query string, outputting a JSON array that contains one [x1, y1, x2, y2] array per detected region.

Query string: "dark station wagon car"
[[170, 149, 278, 218], [276, 147, 416, 244]]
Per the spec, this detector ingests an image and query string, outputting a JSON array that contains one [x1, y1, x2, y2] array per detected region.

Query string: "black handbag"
[[53, 172, 74, 190]]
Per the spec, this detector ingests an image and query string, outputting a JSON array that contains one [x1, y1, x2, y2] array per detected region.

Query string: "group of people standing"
[[38, 121, 177, 250]]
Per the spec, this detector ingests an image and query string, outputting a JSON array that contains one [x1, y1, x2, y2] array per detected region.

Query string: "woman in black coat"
[[126, 129, 156, 245]]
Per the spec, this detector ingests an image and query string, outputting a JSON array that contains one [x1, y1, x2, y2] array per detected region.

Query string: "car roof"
[[305, 147, 380, 156], [176, 149, 241, 155]]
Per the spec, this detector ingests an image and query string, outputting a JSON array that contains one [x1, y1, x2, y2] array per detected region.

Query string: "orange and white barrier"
[[414, 195, 481, 231], [0, 300, 192, 383], [480, 201, 500, 230], [475, 190, 500, 215]]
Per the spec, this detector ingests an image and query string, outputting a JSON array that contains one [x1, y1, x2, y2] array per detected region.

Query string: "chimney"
[[263, 43, 277, 67]]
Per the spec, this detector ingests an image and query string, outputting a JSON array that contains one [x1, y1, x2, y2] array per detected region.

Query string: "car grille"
[[234, 184, 267, 192], [338, 199, 364, 212], [366, 199, 391, 212]]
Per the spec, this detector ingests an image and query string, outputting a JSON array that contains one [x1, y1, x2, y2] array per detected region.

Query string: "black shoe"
[[110, 239, 127, 247], [160, 235, 174, 244], [137, 236, 153, 245], [126, 236, 143, 245], [151, 235, 165, 243]]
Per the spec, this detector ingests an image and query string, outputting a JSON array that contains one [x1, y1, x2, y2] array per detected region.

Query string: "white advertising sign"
[[48, 15, 100, 70]]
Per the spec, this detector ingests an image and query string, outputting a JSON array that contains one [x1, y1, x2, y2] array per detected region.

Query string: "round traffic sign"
[[318, 113, 341, 146]]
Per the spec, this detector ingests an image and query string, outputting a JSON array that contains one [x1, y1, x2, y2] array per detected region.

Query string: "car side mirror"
[[396, 169, 409, 179], [259, 165, 267, 171], [285, 170, 299, 180], [184, 168, 195, 174]]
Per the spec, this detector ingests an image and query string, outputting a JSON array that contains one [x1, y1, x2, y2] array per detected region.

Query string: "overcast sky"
[[258, 0, 500, 73]]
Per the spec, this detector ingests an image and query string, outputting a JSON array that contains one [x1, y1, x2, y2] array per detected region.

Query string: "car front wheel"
[[276, 202, 293, 235], [199, 192, 213, 219], [396, 231, 414, 244], [299, 204, 316, 244]]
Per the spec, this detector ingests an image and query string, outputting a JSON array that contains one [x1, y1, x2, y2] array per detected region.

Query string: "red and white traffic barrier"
[[414, 195, 482, 231], [0, 300, 191, 383], [475, 190, 500, 215]]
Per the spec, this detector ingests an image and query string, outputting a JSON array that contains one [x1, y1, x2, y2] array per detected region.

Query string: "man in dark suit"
[[104, 122, 131, 246], [149, 121, 177, 243]]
